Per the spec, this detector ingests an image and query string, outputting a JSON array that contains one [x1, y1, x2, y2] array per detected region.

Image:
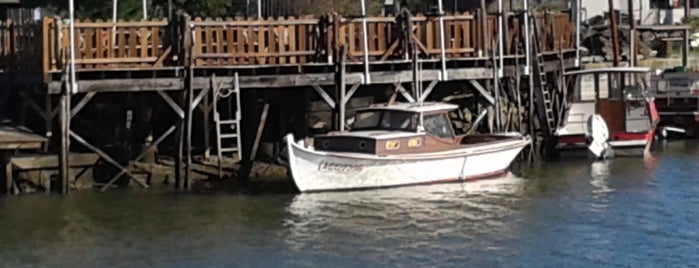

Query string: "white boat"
[[555, 67, 660, 159], [285, 102, 531, 193]]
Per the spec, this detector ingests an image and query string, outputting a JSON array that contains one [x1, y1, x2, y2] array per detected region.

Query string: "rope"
[[217, 87, 234, 98]]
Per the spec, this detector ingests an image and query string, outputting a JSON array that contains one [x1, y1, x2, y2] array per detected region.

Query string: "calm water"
[[1, 141, 699, 267]]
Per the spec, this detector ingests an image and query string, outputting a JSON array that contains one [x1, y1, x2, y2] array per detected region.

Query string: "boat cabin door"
[[591, 72, 651, 133], [594, 72, 626, 132]]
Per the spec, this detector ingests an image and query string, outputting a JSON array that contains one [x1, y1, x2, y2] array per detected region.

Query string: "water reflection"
[[282, 174, 528, 266]]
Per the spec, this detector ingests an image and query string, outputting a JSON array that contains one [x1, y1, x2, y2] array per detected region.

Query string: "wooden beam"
[[70, 131, 149, 189], [397, 85, 416, 103], [43, 58, 577, 93], [312, 84, 336, 109], [48, 78, 184, 94], [249, 103, 269, 161], [100, 125, 175, 191], [470, 80, 495, 105], [70, 92, 97, 118], [420, 81, 438, 102], [342, 84, 361, 106], [156, 90, 185, 119]]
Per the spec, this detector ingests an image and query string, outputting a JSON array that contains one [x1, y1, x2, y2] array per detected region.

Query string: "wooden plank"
[[267, 18, 276, 65], [288, 17, 297, 64], [278, 17, 287, 64], [10, 153, 99, 170], [73, 57, 159, 64], [75, 21, 169, 28], [192, 20, 318, 27], [225, 24, 234, 65]]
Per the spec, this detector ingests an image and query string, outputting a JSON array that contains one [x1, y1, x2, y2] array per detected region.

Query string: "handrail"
[[0, 11, 576, 76]]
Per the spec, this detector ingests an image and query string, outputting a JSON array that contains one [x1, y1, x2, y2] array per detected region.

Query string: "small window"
[[352, 111, 381, 129], [423, 114, 453, 139]]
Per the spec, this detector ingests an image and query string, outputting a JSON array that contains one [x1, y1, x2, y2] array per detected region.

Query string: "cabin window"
[[351, 110, 418, 131], [423, 114, 453, 139], [577, 74, 597, 101], [609, 73, 622, 100], [352, 111, 382, 129]]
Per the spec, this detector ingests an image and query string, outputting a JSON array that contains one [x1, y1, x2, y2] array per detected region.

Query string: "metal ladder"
[[213, 73, 242, 178], [531, 16, 557, 136]]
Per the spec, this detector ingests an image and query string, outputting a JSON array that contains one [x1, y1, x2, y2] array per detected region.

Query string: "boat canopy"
[[563, 67, 652, 76]]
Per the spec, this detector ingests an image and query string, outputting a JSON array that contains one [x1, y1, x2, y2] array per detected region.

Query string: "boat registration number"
[[318, 161, 363, 173]]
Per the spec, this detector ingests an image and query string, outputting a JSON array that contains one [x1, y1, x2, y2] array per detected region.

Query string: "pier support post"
[[184, 66, 194, 190], [59, 74, 70, 195], [337, 46, 347, 132]]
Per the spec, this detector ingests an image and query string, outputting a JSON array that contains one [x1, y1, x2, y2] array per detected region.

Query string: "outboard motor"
[[585, 114, 614, 160]]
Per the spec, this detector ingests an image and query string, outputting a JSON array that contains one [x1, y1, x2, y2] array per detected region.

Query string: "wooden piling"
[[59, 73, 70, 195]]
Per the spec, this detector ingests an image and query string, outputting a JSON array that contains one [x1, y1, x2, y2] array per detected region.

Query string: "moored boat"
[[554, 67, 660, 159], [285, 102, 530, 193]]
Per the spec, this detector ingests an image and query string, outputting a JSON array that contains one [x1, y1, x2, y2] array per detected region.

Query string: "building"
[[580, 0, 699, 25]]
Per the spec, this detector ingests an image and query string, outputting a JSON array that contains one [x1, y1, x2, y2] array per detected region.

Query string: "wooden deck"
[[0, 125, 46, 150], [0, 10, 576, 93]]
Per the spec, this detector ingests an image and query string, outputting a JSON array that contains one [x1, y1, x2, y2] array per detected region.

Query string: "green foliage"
[[682, 16, 699, 33]]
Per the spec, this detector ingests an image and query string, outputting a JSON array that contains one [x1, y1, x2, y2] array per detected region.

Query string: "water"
[[1, 141, 699, 267]]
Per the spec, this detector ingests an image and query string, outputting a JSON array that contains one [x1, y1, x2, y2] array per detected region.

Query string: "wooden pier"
[[0, 9, 578, 194]]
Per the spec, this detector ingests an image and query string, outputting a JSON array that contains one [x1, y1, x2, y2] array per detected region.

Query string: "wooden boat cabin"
[[557, 67, 655, 147], [312, 102, 504, 156]]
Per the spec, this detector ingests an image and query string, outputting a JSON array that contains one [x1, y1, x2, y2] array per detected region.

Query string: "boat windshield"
[[351, 110, 418, 132]]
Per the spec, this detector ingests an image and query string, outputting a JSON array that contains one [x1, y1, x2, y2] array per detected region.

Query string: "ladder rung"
[[220, 148, 239, 153], [219, 133, 239, 139], [218, 120, 238, 124]]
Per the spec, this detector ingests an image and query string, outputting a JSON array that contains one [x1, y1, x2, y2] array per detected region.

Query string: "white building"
[[576, 0, 699, 25]]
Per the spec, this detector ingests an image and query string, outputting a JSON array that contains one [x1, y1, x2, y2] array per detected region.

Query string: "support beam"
[[70, 92, 96, 118], [70, 131, 148, 189], [99, 126, 175, 191], [437, 0, 448, 80], [157, 90, 185, 119], [684, 29, 690, 69], [342, 84, 361, 106], [59, 74, 70, 195], [360, 0, 371, 84], [420, 81, 438, 102], [608, 0, 620, 66], [467, 109, 489, 134], [249, 103, 269, 161], [184, 60, 195, 190], [312, 84, 336, 109], [469, 80, 495, 105], [398, 85, 416, 103]]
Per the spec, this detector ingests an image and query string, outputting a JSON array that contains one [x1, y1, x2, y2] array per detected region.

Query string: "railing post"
[[437, 0, 447, 81], [360, 0, 370, 84]]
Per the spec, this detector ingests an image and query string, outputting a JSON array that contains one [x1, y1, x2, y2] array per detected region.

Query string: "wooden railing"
[[533, 11, 574, 53], [43, 18, 171, 71], [0, 10, 575, 76], [189, 16, 322, 66], [411, 12, 480, 59]]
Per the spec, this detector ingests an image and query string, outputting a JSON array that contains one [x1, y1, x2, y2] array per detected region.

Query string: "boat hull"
[[285, 134, 530, 192], [555, 133, 650, 158]]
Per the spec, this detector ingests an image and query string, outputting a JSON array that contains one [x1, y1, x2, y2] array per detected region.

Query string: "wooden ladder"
[[213, 73, 243, 178], [531, 16, 557, 136]]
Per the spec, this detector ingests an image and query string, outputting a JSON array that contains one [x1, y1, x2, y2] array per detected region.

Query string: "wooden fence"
[[0, 11, 575, 76]]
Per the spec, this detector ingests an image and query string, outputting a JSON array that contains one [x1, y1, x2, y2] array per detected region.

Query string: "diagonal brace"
[[157, 90, 185, 119], [398, 85, 416, 103], [420, 80, 438, 102], [342, 84, 361, 106], [68, 131, 149, 190], [98, 125, 176, 191], [71, 92, 97, 118], [312, 84, 336, 109], [469, 80, 495, 105]]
